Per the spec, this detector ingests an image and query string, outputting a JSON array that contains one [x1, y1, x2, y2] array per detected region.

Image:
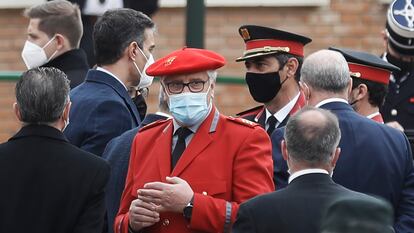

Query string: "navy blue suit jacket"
[[102, 113, 168, 233], [271, 101, 414, 232], [64, 69, 141, 157]]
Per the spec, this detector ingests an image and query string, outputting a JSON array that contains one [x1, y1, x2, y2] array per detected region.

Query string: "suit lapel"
[[153, 122, 174, 179], [256, 107, 266, 128], [86, 70, 141, 126], [171, 108, 219, 176]]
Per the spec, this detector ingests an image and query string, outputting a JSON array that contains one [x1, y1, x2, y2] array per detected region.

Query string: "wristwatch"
[[183, 195, 194, 220]]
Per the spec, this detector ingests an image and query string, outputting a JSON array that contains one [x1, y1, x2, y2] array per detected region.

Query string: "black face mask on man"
[[245, 68, 288, 103], [386, 53, 414, 77]]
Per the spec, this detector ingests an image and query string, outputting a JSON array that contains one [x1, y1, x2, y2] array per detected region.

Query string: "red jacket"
[[115, 107, 274, 233]]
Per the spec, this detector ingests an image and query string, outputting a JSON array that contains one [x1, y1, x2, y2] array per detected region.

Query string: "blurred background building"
[[0, 0, 392, 142]]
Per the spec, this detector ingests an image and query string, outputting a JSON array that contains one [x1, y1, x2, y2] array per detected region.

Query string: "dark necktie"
[[99, 0, 106, 4], [171, 127, 192, 169], [266, 116, 277, 135]]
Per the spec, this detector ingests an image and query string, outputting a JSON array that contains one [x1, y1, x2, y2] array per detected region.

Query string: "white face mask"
[[21, 36, 57, 69], [133, 47, 155, 89]]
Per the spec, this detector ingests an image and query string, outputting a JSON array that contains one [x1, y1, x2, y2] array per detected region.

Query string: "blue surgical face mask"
[[167, 86, 211, 126]]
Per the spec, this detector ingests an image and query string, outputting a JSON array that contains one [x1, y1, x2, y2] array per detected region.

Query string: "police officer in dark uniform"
[[330, 47, 400, 124], [381, 0, 414, 148], [236, 25, 311, 136]]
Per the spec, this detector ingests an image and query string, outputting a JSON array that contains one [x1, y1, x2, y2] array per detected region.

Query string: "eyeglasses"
[[164, 80, 208, 94]]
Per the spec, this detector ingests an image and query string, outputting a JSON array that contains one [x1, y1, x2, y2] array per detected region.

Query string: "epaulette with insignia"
[[139, 119, 170, 132], [227, 116, 258, 128], [236, 105, 264, 117]]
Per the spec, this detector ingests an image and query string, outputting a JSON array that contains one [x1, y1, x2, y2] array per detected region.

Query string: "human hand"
[[138, 176, 194, 213], [129, 195, 160, 232]]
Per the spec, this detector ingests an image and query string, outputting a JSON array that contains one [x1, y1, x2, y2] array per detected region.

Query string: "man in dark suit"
[[22, 0, 88, 89], [232, 107, 371, 233], [0, 67, 110, 233], [64, 9, 156, 157], [272, 49, 414, 232], [102, 87, 170, 233], [380, 0, 414, 151]]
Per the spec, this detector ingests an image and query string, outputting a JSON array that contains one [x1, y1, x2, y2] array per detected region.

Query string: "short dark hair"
[[274, 52, 304, 82], [15, 67, 70, 124], [24, 0, 82, 48], [93, 9, 155, 66], [351, 78, 388, 108], [284, 107, 341, 166]]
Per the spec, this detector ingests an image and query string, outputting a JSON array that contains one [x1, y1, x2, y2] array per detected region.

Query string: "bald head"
[[301, 50, 350, 94], [284, 107, 341, 167]]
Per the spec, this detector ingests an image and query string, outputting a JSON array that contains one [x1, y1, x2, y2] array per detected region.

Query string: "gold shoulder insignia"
[[227, 116, 257, 128]]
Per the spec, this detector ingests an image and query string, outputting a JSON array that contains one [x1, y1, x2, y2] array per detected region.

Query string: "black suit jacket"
[[232, 173, 369, 233], [0, 125, 110, 233], [41, 49, 89, 89]]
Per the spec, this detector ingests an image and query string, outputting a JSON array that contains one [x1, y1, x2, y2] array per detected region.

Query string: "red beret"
[[146, 47, 226, 76]]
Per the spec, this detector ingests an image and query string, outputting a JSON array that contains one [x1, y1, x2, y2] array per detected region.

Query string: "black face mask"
[[245, 71, 288, 103], [132, 94, 147, 120], [386, 53, 414, 77]]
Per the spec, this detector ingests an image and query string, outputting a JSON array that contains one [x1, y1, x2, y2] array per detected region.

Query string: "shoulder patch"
[[139, 119, 170, 132], [227, 116, 258, 128], [236, 105, 264, 117]]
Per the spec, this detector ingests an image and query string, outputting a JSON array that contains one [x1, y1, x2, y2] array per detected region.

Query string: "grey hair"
[[284, 106, 341, 166], [15, 67, 70, 124], [158, 85, 169, 113], [207, 70, 217, 82], [301, 49, 350, 93]]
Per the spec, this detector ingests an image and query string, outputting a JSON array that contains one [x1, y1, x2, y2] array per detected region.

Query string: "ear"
[[381, 29, 388, 49], [127, 41, 139, 61], [13, 103, 22, 122], [346, 78, 353, 97], [210, 81, 215, 98], [356, 84, 368, 100], [281, 140, 289, 162], [330, 147, 341, 169], [62, 101, 71, 121], [55, 34, 66, 50], [299, 81, 310, 101], [285, 57, 299, 78]]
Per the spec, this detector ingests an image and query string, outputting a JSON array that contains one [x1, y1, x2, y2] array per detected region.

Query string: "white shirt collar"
[[96, 67, 127, 91], [266, 93, 300, 124], [366, 112, 380, 119], [288, 168, 329, 184], [315, 98, 348, 108]]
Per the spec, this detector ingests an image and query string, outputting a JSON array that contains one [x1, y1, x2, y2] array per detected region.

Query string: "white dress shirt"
[[96, 67, 127, 91], [315, 98, 348, 108], [265, 93, 300, 131]]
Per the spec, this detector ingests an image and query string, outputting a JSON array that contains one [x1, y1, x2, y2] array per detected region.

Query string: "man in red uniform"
[[236, 25, 311, 135], [115, 48, 274, 233], [330, 47, 400, 124]]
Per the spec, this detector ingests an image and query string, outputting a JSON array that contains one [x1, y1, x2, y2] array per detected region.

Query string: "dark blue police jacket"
[[272, 101, 414, 233]]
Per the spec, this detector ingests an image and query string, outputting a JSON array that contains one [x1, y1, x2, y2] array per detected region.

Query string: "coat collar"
[[85, 69, 141, 124], [42, 49, 89, 71], [153, 107, 221, 179], [9, 124, 68, 142], [318, 100, 354, 112]]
